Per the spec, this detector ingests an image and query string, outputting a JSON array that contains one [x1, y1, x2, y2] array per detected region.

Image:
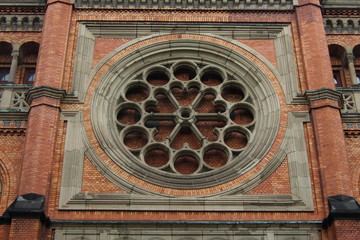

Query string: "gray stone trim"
[[286, 111, 313, 209], [324, 17, 360, 34], [70, 23, 299, 105], [0, 0, 46, 6], [53, 222, 320, 240], [275, 26, 299, 104], [70, 24, 95, 102], [59, 110, 313, 211], [72, 0, 298, 10], [0, 112, 28, 121], [322, 0, 360, 9], [26, 85, 66, 105], [59, 111, 85, 208], [85, 23, 285, 40], [0, 85, 31, 112], [0, 15, 43, 32], [304, 88, 343, 109]]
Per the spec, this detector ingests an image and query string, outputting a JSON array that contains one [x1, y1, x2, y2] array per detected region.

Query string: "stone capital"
[[305, 88, 343, 110], [26, 85, 66, 106]]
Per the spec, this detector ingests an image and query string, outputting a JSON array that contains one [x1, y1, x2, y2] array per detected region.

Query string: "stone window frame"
[[59, 23, 313, 211]]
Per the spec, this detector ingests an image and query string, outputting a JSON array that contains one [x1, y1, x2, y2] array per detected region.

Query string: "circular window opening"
[[92, 43, 280, 189], [113, 62, 256, 175]]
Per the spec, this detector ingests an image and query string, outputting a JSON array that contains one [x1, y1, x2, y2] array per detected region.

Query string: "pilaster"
[[297, 0, 354, 214], [17, 0, 72, 197], [305, 89, 354, 199]]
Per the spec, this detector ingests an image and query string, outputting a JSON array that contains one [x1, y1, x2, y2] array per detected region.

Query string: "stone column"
[[347, 53, 358, 85], [8, 51, 19, 83]]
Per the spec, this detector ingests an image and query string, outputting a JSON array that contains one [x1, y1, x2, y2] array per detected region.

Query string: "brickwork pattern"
[[239, 39, 277, 68], [0, 225, 10, 240], [334, 220, 360, 240], [82, 157, 125, 193], [345, 136, 360, 202], [248, 157, 291, 194], [93, 38, 131, 66], [0, 133, 25, 213], [8, 218, 41, 240]]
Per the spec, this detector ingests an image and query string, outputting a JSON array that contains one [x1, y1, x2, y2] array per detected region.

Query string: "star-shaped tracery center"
[[116, 61, 255, 175]]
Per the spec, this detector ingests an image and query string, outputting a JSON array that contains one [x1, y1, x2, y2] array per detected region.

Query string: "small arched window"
[[0, 42, 12, 84], [19, 42, 39, 84], [328, 44, 347, 87], [354, 45, 360, 84], [0, 17, 6, 31]]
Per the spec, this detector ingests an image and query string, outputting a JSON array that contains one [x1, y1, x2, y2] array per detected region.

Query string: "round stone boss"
[[91, 37, 281, 189]]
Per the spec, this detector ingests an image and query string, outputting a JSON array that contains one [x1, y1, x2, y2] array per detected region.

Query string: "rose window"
[[115, 61, 255, 175]]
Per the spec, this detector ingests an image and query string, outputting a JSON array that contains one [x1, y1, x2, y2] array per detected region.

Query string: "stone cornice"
[[305, 88, 343, 109], [26, 85, 66, 105]]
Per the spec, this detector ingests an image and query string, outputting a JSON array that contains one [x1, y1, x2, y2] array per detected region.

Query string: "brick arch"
[[19, 41, 39, 64], [353, 44, 360, 57], [0, 41, 12, 63], [327, 39, 348, 48], [0, 150, 18, 212]]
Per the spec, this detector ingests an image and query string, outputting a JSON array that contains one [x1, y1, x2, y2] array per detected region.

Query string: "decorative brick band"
[[74, 0, 297, 10], [0, 15, 43, 32], [324, 17, 360, 34], [305, 88, 343, 110]]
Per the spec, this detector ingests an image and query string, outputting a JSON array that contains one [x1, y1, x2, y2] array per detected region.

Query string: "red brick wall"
[[8, 219, 41, 240], [345, 136, 360, 202], [0, 225, 10, 240], [82, 157, 125, 193], [248, 158, 291, 195], [334, 220, 360, 240], [0, 129, 25, 213]]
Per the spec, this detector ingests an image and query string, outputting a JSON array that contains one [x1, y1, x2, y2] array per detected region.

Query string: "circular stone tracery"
[[116, 61, 255, 175], [92, 38, 281, 190]]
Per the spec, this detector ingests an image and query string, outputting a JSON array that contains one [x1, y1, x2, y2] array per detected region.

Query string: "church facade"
[[0, 0, 359, 239]]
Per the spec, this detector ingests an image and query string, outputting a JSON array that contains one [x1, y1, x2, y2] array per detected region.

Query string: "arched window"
[[328, 44, 347, 87], [0, 42, 12, 84], [354, 45, 360, 84], [19, 42, 39, 84]]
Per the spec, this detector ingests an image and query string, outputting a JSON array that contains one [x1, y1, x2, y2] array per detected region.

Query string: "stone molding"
[[72, 0, 298, 10], [0, 0, 46, 6], [305, 88, 343, 110], [322, 0, 360, 9], [26, 85, 66, 106], [53, 222, 320, 240]]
